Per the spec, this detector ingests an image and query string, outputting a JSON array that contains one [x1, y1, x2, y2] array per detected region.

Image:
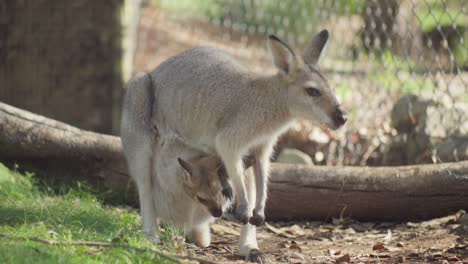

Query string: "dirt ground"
[[188, 212, 468, 263], [133, 5, 468, 263]]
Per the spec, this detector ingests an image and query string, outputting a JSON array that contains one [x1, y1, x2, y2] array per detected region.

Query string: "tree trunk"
[[0, 0, 124, 134], [1, 102, 468, 221]]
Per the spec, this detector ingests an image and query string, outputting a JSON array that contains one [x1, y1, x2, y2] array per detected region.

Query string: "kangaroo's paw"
[[249, 210, 265, 226], [236, 202, 251, 225]]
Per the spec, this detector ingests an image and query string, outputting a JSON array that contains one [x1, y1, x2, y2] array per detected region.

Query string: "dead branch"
[[1, 102, 468, 221]]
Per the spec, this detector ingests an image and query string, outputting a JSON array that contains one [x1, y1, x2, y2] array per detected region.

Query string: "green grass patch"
[[0, 163, 180, 264]]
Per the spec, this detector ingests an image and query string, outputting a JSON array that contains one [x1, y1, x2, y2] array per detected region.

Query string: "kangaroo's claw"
[[222, 186, 233, 200], [244, 249, 265, 264], [249, 210, 265, 226]]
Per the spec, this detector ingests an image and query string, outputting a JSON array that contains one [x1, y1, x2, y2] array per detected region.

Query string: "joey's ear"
[[267, 35, 297, 74], [178, 157, 195, 185], [302, 29, 329, 65]]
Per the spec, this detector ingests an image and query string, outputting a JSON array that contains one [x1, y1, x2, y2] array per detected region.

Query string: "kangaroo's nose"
[[333, 107, 347, 127], [211, 208, 223, 218]]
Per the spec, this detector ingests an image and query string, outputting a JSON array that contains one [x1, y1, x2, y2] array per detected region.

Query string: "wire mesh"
[[134, 0, 467, 166]]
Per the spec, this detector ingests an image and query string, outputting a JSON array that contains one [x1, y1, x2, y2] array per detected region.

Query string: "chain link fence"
[[134, 0, 468, 166]]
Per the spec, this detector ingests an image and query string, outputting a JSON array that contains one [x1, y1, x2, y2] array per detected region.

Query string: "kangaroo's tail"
[[121, 72, 156, 135]]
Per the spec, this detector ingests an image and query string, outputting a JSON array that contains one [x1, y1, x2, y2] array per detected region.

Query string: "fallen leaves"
[[202, 215, 468, 263], [335, 253, 350, 263], [265, 223, 306, 238], [372, 242, 386, 251]]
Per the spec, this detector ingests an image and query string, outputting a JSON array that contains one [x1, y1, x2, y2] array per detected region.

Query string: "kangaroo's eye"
[[305, 87, 321, 97], [197, 196, 207, 203]]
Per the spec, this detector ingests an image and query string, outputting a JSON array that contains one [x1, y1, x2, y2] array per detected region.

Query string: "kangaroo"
[[149, 30, 346, 256], [150, 30, 346, 230], [121, 73, 234, 247]]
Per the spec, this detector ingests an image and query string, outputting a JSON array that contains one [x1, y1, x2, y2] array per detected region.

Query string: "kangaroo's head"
[[177, 156, 226, 218], [268, 30, 347, 129]]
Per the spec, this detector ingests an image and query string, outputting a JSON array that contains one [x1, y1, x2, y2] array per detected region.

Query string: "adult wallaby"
[[120, 73, 235, 246], [150, 30, 346, 228]]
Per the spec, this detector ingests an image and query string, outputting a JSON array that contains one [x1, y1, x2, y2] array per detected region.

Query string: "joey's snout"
[[210, 208, 223, 218], [332, 107, 347, 128]]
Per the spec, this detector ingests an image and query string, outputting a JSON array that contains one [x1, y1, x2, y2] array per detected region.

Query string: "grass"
[[0, 163, 182, 264]]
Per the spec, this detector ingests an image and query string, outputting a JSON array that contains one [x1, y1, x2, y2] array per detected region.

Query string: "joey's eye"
[[197, 196, 207, 203], [305, 87, 321, 97]]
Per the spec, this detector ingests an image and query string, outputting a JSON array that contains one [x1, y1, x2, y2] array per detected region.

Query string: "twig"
[[359, 141, 380, 166], [0, 234, 219, 264], [324, 177, 346, 222]]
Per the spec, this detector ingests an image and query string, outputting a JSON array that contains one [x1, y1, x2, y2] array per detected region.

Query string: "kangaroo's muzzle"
[[332, 107, 347, 127]]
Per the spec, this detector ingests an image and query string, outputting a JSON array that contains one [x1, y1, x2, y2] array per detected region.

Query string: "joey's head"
[[267, 30, 347, 130], [177, 157, 226, 218]]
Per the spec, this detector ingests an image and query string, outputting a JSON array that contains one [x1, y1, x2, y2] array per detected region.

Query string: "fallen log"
[[0, 102, 134, 203], [1, 102, 467, 221]]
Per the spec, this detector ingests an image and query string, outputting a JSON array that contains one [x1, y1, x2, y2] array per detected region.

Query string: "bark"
[[1, 102, 468, 221], [0, 0, 124, 134], [0, 102, 134, 203], [267, 162, 468, 222]]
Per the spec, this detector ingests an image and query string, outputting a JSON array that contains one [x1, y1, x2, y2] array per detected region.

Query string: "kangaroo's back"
[[150, 47, 253, 152]]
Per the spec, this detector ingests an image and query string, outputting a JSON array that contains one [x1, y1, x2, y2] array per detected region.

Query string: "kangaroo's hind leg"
[[239, 167, 262, 261], [127, 145, 160, 243]]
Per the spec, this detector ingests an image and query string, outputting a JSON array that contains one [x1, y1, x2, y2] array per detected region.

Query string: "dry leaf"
[[370, 253, 391, 258], [384, 230, 392, 243], [265, 223, 304, 238], [278, 242, 289, 248], [335, 253, 350, 263], [283, 225, 306, 237], [290, 252, 305, 261], [289, 243, 302, 252], [211, 223, 240, 236], [328, 249, 341, 256], [372, 243, 387, 251]]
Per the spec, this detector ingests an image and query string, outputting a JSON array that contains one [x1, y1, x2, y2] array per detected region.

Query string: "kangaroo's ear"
[[302, 29, 329, 65], [178, 157, 195, 185], [268, 35, 296, 74]]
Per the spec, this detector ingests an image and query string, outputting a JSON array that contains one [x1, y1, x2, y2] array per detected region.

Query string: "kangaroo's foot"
[[236, 201, 251, 224], [243, 249, 265, 264], [249, 209, 265, 226], [189, 226, 211, 248]]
